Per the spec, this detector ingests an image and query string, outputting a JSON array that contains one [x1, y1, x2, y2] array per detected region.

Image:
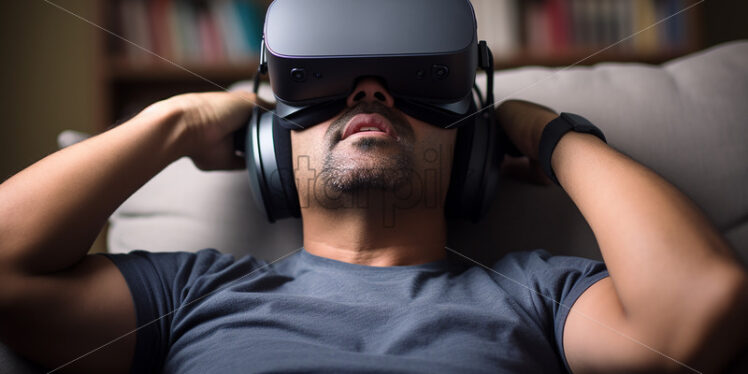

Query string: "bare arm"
[[497, 100, 748, 373], [0, 91, 259, 372]]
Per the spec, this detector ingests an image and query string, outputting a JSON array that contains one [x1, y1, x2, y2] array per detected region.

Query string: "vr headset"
[[237, 0, 505, 222]]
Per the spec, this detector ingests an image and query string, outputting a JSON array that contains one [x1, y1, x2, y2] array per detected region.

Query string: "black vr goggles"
[[239, 0, 504, 223], [257, 0, 495, 130]]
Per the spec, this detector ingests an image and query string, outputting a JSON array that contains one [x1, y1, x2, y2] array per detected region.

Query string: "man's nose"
[[346, 77, 395, 108]]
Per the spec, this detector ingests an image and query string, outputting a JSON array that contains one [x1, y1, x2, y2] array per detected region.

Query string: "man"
[[0, 76, 746, 373]]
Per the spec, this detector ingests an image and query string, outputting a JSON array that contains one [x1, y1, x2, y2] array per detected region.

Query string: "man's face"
[[291, 77, 456, 211]]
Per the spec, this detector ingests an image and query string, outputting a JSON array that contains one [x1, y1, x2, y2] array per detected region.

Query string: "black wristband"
[[538, 112, 606, 185]]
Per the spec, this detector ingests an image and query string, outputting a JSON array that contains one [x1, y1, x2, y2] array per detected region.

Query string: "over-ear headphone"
[[237, 42, 504, 223]]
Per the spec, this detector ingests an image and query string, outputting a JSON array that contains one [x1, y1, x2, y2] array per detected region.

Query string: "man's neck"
[[300, 196, 447, 267]]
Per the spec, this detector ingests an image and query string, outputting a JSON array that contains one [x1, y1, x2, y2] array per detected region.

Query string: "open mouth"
[[341, 113, 398, 141]]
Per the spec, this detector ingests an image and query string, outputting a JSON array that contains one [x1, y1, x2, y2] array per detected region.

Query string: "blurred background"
[[0, 0, 746, 251]]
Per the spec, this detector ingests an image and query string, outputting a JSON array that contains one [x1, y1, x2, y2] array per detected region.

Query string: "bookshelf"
[[474, 0, 703, 66], [98, 0, 703, 129], [99, 0, 271, 127]]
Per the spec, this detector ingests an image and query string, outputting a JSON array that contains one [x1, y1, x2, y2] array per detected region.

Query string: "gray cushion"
[[105, 41, 748, 266]]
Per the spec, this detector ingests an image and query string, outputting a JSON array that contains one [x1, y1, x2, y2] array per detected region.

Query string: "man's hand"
[[495, 99, 558, 184], [146, 90, 268, 171]]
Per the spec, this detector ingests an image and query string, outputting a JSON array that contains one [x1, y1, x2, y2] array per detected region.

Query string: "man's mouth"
[[340, 113, 398, 141]]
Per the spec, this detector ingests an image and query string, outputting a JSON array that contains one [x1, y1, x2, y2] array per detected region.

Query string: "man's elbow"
[[667, 265, 748, 373]]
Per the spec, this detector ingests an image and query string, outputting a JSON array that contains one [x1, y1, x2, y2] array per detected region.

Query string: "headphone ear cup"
[[445, 108, 503, 222], [270, 115, 301, 220], [246, 106, 275, 222], [474, 110, 503, 220], [445, 121, 474, 220], [245, 108, 301, 223]]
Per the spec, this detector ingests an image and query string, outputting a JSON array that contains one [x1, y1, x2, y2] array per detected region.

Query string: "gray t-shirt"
[[104, 248, 608, 373]]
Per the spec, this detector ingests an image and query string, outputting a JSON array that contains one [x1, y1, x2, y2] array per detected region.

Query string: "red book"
[[197, 8, 225, 64], [548, 0, 571, 53], [525, 2, 550, 54], [149, 0, 173, 61]]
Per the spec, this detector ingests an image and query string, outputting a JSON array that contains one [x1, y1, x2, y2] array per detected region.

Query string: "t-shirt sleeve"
[[492, 249, 609, 373], [100, 249, 236, 374]]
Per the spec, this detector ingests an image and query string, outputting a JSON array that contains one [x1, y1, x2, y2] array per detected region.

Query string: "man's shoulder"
[[491, 249, 604, 273], [100, 248, 270, 296], [473, 249, 608, 297], [102, 248, 235, 273]]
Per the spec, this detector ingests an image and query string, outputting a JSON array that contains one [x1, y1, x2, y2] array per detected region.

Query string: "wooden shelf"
[[107, 57, 260, 82]]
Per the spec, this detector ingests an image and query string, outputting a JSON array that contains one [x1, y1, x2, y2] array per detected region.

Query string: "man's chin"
[[318, 132, 415, 192], [322, 166, 412, 193], [321, 147, 413, 193]]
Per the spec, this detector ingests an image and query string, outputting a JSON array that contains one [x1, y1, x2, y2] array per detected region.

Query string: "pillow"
[[103, 40, 747, 265], [107, 158, 303, 260]]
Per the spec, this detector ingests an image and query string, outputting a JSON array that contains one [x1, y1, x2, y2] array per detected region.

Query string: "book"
[[548, 0, 571, 53], [166, 0, 185, 63], [235, 0, 263, 57], [633, 0, 659, 53], [472, 0, 521, 59], [197, 3, 224, 64], [212, 0, 251, 63], [120, 0, 153, 64], [149, 0, 173, 61]]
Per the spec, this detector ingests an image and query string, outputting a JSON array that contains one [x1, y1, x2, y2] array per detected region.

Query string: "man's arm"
[[496, 100, 748, 373], [0, 91, 258, 372]]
